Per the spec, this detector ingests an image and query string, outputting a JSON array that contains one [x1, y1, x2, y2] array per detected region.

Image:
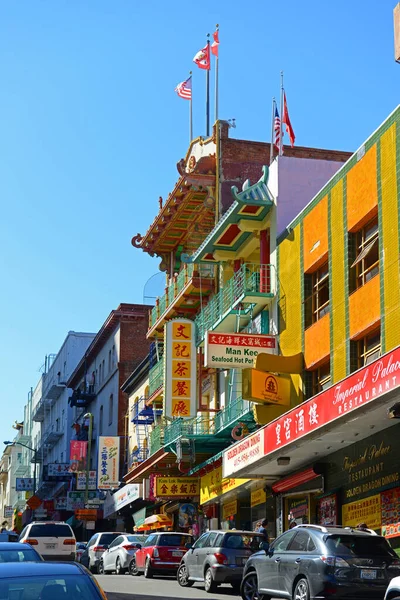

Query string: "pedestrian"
[[257, 519, 269, 542], [289, 519, 297, 529], [254, 520, 261, 532], [356, 522, 368, 531]]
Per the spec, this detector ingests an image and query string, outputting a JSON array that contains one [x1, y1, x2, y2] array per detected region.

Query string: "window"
[[305, 361, 331, 399], [99, 363, 102, 383], [271, 531, 296, 552], [108, 350, 112, 374], [288, 530, 311, 552], [351, 330, 381, 372], [144, 535, 157, 547], [350, 217, 379, 290], [158, 534, 192, 547], [61, 452, 64, 463], [56, 418, 60, 432], [99, 533, 122, 546], [109, 394, 114, 426], [204, 532, 218, 548], [304, 263, 330, 327], [99, 405, 103, 435], [102, 359, 105, 379], [193, 534, 209, 549], [109, 537, 123, 549], [112, 345, 116, 367]]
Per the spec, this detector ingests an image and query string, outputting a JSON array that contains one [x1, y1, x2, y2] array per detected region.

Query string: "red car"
[[132, 532, 193, 578]]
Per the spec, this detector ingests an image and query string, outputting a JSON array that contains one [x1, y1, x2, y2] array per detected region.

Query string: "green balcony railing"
[[214, 396, 252, 433], [164, 416, 215, 446], [149, 360, 164, 397], [195, 263, 275, 343], [149, 424, 165, 455], [149, 264, 215, 330]]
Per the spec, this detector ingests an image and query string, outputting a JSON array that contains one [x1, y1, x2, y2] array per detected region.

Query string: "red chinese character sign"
[[164, 319, 197, 419], [205, 332, 276, 369]]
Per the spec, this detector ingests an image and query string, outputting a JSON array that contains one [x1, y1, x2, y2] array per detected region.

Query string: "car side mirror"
[[185, 542, 193, 550], [135, 544, 142, 549]]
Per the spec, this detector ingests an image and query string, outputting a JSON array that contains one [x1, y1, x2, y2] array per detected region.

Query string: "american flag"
[[274, 106, 281, 151], [175, 76, 192, 100]]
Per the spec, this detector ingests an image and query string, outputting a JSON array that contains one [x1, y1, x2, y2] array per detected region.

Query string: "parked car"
[[0, 560, 107, 600], [0, 542, 43, 563], [0, 531, 19, 543], [99, 534, 147, 575], [75, 542, 87, 562], [19, 521, 76, 562], [241, 524, 400, 600], [80, 532, 124, 573], [177, 530, 265, 593], [132, 532, 193, 578], [385, 575, 400, 600]]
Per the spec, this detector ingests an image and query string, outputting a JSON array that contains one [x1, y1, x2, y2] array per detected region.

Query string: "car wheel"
[[129, 558, 140, 576], [98, 561, 105, 575], [204, 567, 218, 593], [293, 578, 310, 600], [241, 571, 264, 600], [177, 563, 194, 587], [115, 557, 126, 575], [144, 557, 153, 579]]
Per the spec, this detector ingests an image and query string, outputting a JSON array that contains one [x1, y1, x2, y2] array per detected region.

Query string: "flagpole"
[[189, 71, 193, 143], [214, 24, 219, 122], [270, 97, 275, 164], [279, 71, 284, 156], [206, 34, 210, 137]]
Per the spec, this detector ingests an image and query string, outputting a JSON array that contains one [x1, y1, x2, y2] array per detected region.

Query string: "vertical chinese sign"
[[97, 436, 120, 489], [69, 441, 87, 473], [164, 319, 197, 419]]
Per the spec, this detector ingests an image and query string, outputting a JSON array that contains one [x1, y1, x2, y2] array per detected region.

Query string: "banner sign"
[[67, 491, 98, 511], [69, 441, 87, 473], [16, 478, 34, 491], [48, 463, 71, 477], [97, 436, 120, 489], [200, 466, 249, 504], [164, 319, 197, 419], [342, 494, 381, 530], [103, 484, 141, 518], [156, 477, 199, 498], [223, 429, 265, 478], [205, 332, 275, 369], [76, 471, 97, 491]]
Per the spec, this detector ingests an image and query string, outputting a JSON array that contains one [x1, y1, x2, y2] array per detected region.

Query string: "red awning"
[[272, 467, 319, 494]]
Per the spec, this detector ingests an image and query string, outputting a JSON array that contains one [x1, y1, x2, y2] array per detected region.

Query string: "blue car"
[[0, 561, 107, 600], [0, 542, 43, 563]]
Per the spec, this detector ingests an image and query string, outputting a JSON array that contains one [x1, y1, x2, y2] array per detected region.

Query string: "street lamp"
[[3, 441, 37, 496], [82, 414, 93, 506]]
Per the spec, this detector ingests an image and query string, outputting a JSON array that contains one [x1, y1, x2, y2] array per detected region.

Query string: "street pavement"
[[96, 573, 280, 600]]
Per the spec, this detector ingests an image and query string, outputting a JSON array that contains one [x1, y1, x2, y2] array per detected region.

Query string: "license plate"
[[46, 544, 56, 549], [172, 551, 183, 557], [361, 569, 377, 579]]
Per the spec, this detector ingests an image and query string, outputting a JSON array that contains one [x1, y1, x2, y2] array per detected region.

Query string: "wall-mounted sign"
[[200, 466, 249, 504], [342, 494, 381, 530], [222, 500, 238, 520], [223, 429, 265, 478], [16, 478, 34, 491], [48, 463, 71, 477], [55, 497, 67, 510], [156, 477, 199, 498], [317, 494, 337, 526], [76, 471, 97, 491], [3, 506, 13, 518], [97, 436, 120, 489], [242, 369, 290, 406], [381, 488, 400, 538], [205, 332, 275, 370], [69, 441, 87, 473], [103, 484, 141, 519], [67, 491, 98, 511], [251, 488, 267, 508], [164, 319, 197, 419]]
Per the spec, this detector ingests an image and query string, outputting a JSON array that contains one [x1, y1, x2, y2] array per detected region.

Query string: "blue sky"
[[0, 0, 398, 444]]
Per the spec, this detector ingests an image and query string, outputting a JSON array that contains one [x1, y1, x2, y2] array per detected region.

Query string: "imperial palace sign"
[[223, 346, 400, 477], [205, 332, 275, 369]]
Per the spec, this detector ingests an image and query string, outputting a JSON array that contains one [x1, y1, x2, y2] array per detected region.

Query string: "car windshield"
[[157, 534, 192, 547], [99, 533, 122, 545], [29, 525, 73, 538], [0, 550, 40, 563], [126, 536, 147, 543], [0, 575, 100, 600], [223, 533, 264, 551], [326, 535, 397, 557]]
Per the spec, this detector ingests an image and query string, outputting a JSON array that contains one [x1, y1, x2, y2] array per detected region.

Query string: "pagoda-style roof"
[[192, 165, 273, 263], [131, 149, 216, 265]]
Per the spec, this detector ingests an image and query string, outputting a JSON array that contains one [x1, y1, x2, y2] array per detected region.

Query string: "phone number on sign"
[[232, 446, 261, 468]]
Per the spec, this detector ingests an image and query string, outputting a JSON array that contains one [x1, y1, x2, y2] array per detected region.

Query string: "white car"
[[99, 534, 147, 575], [19, 521, 76, 561], [385, 575, 400, 600]]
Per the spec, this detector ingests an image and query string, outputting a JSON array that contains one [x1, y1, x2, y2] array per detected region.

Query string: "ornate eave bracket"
[[231, 165, 272, 205]]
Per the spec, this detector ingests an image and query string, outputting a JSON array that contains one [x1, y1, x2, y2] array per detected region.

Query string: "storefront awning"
[[272, 467, 319, 494], [137, 514, 173, 531]]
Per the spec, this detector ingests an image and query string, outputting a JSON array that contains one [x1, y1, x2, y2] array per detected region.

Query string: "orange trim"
[[347, 145, 378, 232], [304, 313, 330, 369], [349, 275, 380, 339], [303, 196, 329, 273]]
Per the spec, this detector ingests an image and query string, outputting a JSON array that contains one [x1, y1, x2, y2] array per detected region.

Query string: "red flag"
[[211, 29, 219, 57], [282, 91, 295, 147], [193, 43, 210, 70]]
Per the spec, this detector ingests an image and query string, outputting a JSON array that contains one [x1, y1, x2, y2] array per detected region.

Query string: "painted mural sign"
[[164, 319, 197, 419], [97, 436, 120, 490], [205, 332, 275, 369]]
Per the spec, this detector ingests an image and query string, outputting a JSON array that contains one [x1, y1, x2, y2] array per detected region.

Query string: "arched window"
[[109, 394, 114, 426], [99, 405, 104, 435]]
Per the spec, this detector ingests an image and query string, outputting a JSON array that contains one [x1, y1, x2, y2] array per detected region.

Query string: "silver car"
[[99, 534, 147, 575], [80, 532, 124, 573]]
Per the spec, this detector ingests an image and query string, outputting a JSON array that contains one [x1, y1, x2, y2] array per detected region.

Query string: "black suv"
[[241, 524, 400, 600]]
